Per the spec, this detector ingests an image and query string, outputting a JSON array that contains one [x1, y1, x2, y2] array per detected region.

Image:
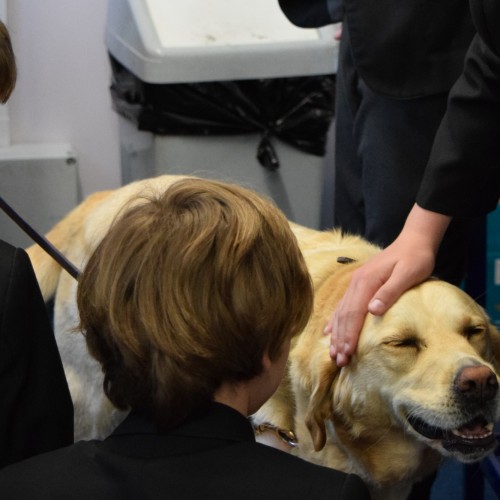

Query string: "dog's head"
[[303, 279, 500, 465]]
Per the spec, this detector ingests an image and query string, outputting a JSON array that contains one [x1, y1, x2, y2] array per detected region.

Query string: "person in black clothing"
[[0, 19, 73, 468], [280, 3, 500, 497], [278, 0, 500, 365], [280, 0, 476, 289], [0, 241, 74, 467]]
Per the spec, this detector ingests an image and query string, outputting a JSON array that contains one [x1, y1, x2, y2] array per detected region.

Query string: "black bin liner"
[[109, 55, 335, 171]]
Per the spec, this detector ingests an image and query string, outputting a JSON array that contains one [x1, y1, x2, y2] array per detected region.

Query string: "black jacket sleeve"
[[0, 241, 73, 468], [417, 0, 500, 216]]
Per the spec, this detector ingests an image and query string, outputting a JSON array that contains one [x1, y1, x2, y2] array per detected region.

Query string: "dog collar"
[[254, 422, 299, 447]]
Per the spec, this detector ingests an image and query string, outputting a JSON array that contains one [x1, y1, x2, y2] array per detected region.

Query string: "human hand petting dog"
[[326, 204, 452, 366]]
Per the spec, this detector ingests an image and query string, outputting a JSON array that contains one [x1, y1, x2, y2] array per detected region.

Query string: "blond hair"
[[78, 178, 313, 429]]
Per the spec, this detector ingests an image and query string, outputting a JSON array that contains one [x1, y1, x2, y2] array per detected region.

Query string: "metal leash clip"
[[254, 422, 299, 447]]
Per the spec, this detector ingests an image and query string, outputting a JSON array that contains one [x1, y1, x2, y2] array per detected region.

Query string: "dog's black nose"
[[454, 365, 499, 401]]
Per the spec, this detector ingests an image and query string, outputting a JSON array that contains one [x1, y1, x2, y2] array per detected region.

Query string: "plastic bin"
[[106, 0, 338, 228]]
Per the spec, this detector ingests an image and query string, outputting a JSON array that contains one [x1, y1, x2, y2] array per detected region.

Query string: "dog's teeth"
[[451, 418, 496, 440], [451, 428, 494, 439]]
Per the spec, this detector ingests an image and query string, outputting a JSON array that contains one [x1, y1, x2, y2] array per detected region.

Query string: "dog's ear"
[[304, 359, 338, 452]]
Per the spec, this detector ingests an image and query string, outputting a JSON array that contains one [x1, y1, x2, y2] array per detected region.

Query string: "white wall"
[[7, 0, 121, 197]]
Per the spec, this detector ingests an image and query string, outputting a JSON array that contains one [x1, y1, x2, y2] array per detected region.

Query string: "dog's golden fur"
[[27, 175, 500, 500]]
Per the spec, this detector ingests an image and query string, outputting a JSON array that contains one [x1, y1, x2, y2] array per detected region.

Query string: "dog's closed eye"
[[463, 324, 486, 339], [382, 336, 421, 350]]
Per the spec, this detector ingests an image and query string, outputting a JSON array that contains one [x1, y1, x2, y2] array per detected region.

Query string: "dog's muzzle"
[[407, 364, 499, 460], [407, 414, 496, 458]]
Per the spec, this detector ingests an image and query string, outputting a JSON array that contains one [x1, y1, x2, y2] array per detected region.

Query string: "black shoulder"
[[252, 443, 370, 499]]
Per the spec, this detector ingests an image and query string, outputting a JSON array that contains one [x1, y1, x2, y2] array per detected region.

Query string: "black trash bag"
[[109, 55, 335, 171]]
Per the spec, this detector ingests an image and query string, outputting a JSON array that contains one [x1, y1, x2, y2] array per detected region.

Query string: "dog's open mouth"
[[407, 415, 496, 455]]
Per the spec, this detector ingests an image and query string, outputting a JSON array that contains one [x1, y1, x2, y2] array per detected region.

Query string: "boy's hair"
[[77, 178, 313, 430], [0, 20, 16, 103]]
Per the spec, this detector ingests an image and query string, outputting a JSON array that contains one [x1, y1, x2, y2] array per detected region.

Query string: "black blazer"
[[280, 0, 500, 216], [417, 0, 500, 216], [0, 403, 370, 499], [0, 240, 73, 468], [278, 0, 475, 97]]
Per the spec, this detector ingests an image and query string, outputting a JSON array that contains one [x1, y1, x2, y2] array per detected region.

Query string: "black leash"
[[0, 196, 80, 280]]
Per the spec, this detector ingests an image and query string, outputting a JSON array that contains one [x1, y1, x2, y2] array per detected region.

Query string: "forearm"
[[398, 204, 452, 257]]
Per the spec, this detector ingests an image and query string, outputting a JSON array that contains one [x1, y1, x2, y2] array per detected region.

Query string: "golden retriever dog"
[[254, 224, 500, 499], [27, 175, 500, 500]]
